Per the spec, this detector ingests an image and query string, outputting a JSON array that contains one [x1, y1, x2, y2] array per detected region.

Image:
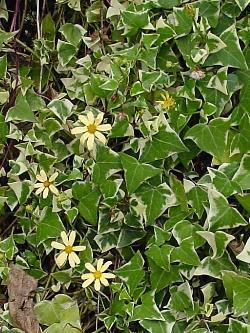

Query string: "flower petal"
[[97, 258, 104, 271], [36, 175, 45, 182], [95, 131, 106, 144], [100, 260, 112, 272], [78, 115, 89, 125], [34, 183, 44, 188], [43, 187, 49, 198], [82, 277, 95, 288], [71, 127, 87, 135], [87, 111, 94, 123], [72, 245, 86, 252], [85, 262, 96, 272], [80, 132, 90, 145], [61, 231, 69, 246], [49, 184, 59, 196], [69, 252, 80, 266], [87, 134, 95, 151], [51, 241, 65, 250], [102, 273, 116, 279], [49, 172, 58, 182], [94, 279, 101, 291], [81, 273, 94, 280], [40, 170, 47, 181], [35, 187, 44, 195], [56, 251, 68, 267], [95, 112, 104, 125], [96, 124, 112, 132], [68, 230, 76, 246], [100, 277, 109, 286]]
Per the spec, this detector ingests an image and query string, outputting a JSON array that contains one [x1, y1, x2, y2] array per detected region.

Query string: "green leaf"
[[36, 208, 65, 245], [120, 153, 162, 194], [236, 237, 250, 264], [0, 235, 18, 260], [122, 10, 149, 29], [197, 231, 234, 259], [140, 311, 175, 333], [57, 40, 77, 66], [115, 252, 145, 295], [60, 23, 86, 46], [172, 220, 205, 248], [72, 181, 101, 225], [117, 227, 146, 248], [222, 272, 250, 316], [208, 168, 240, 197], [207, 189, 247, 231], [185, 119, 230, 163], [0, 54, 7, 78], [0, 113, 8, 143], [232, 154, 250, 190], [8, 180, 32, 205], [171, 238, 201, 266], [235, 0, 250, 10], [228, 318, 250, 333], [6, 94, 36, 122], [92, 145, 122, 185], [205, 25, 248, 70], [140, 125, 188, 163], [145, 244, 173, 270], [195, 253, 236, 279], [172, 7, 193, 37], [48, 99, 73, 123], [131, 291, 164, 321], [135, 183, 176, 225]]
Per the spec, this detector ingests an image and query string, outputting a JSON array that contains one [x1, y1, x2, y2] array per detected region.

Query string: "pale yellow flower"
[[71, 111, 112, 151], [51, 231, 86, 268], [34, 170, 59, 198], [81, 259, 115, 291], [156, 92, 176, 110]]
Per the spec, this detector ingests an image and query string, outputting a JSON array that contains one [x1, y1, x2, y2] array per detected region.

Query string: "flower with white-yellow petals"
[[34, 170, 59, 198], [156, 92, 176, 110], [81, 259, 115, 291], [71, 111, 112, 151], [51, 231, 86, 268]]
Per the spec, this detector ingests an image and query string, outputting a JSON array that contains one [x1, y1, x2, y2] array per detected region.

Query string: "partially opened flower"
[[81, 259, 115, 291], [156, 92, 176, 110], [71, 111, 112, 151], [51, 231, 86, 268], [34, 170, 59, 198]]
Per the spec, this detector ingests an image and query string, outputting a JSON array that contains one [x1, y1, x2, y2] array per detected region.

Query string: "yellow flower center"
[[43, 180, 51, 187], [87, 123, 97, 134], [93, 270, 102, 279], [184, 4, 195, 15], [64, 245, 73, 254], [159, 95, 176, 109]]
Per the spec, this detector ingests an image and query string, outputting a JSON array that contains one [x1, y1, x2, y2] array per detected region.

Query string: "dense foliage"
[[0, 0, 250, 332]]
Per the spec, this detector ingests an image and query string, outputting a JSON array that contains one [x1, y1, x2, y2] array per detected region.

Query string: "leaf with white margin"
[[120, 153, 162, 194], [115, 251, 145, 295], [140, 311, 175, 333], [171, 238, 201, 266], [134, 183, 176, 225], [131, 290, 164, 321], [207, 67, 228, 95], [204, 25, 248, 70], [139, 124, 188, 163], [232, 154, 250, 190], [194, 253, 236, 279], [48, 98, 73, 123], [236, 237, 250, 264], [235, 0, 250, 10], [228, 318, 250, 333], [197, 231, 234, 259], [92, 144, 122, 185], [207, 189, 247, 231], [208, 167, 240, 197]]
